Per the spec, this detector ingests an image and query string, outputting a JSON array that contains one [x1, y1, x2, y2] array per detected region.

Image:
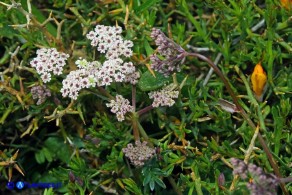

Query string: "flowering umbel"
[[86, 25, 133, 60], [150, 28, 186, 76], [60, 25, 140, 100], [61, 59, 100, 100], [230, 158, 279, 195], [106, 95, 134, 121], [122, 141, 156, 167], [30, 48, 69, 83], [96, 59, 139, 85], [148, 84, 179, 107]]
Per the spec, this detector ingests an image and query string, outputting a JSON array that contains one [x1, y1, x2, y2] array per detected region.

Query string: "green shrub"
[[0, 0, 291, 194]]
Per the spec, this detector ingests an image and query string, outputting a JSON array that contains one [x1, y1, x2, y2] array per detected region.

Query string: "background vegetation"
[[0, 0, 291, 194]]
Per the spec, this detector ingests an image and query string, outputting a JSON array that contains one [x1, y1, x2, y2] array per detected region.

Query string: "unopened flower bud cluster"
[[122, 141, 156, 167], [30, 48, 69, 83], [106, 95, 134, 121], [148, 85, 179, 107], [31, 85, 51, 105], [150, 28, 186, 76], [230, 158, 279, 195]]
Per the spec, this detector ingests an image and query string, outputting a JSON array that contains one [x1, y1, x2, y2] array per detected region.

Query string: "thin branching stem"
[[137, 105, 154, 116]]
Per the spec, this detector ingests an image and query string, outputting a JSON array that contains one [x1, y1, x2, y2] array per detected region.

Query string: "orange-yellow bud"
[[281, 0, 292, 9], [251, 63, 267, 101]]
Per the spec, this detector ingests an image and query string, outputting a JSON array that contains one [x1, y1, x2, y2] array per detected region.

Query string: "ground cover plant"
[[0, 0, 291, 194]]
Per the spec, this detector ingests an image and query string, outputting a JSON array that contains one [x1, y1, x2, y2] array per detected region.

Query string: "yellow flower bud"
[[251, 63, 267, 101], [281, 0, 292, 10]]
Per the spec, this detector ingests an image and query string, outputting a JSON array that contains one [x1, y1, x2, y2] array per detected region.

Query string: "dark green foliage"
[[0, 0, 291, 194]]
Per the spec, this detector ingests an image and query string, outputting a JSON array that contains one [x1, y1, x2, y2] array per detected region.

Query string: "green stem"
[[131, 113, 140, 141], [137, 120, 149, 141]]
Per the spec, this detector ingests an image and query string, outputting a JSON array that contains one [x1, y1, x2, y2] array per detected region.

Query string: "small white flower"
[[114, 72, 125, 82], [86, 31, 96, 40], [102, 76, 113, 86], [98, 43, 107, 53], [53, 67, 63, 75], [41, 72, 51, 83]]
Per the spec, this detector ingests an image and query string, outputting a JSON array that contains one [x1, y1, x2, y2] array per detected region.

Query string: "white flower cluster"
[[87, 25, 140, 85], [148, 85, 179, 107], [122, 141, 156, 167], [31, 25, 140, 100], [61, 59, 100, 100], [106, 95, 134, 121], [96, 59, 139, 85], [86, 25, 133, 60], [61, 57, 139, 99], [60, 25, 140, 100], [30, 48, 69, 83]]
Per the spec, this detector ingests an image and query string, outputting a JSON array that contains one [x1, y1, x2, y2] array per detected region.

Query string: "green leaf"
[[138, 71, 170, 91], [163, 165, 174, 176], [149, 179, 155, 191], [144, 39, 154, 57], [35, 151, 45, 164], [122, 178, 143, 195], [148, 10, 157, 26], [135, 0, 161, 14], [69, 157, 87, 171], [154, 177, 166, 189], [143, 172, 152, 186], [272, 106, 284, 155], [42, 147, 53, 162], [0, 22, 17, 39], [44, 137, 71, 163], [179, 0, 207, 42], [43, 187, 54, 195]]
